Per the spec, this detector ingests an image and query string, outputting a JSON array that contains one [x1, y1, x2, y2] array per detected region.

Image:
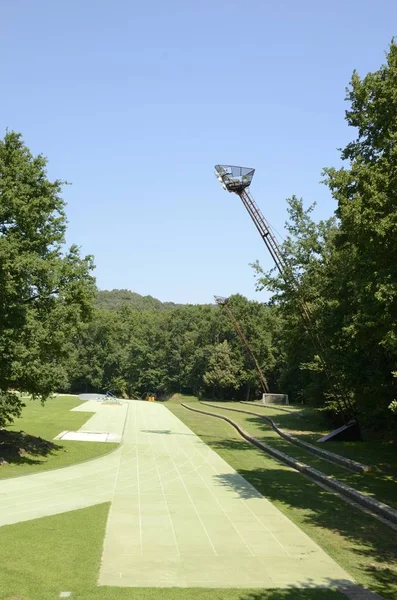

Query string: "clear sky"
[[1, 1, 395, 304]]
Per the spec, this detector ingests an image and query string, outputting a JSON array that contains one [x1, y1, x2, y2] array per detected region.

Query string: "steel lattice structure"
[[214, 295, 270, 394], [214, 164, 356, 423]]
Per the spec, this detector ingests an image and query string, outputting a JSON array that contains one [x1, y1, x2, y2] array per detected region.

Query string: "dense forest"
[[70, 292, 277, 403], [1, 43, 396, 437]]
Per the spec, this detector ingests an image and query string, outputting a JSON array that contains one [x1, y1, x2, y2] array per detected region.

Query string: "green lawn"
[[193, 400, 397, 510], [0, 395, 118, 479], [249, 402, 397, 477], [168, 396, 397, 600], [0, 503, 346, 600]]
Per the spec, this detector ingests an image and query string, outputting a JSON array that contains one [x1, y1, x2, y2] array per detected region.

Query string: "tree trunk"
[[245, 383, 251, 402]]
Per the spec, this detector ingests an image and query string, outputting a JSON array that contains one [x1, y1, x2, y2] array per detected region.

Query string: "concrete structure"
[[262, 393, 289, 405]]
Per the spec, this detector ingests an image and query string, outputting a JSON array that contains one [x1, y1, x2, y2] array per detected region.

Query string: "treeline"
[[1, 42, 396, 436], [68, 294, 278, 402]]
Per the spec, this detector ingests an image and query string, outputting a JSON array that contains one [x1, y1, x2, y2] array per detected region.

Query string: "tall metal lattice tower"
[[214, 165, 357, 426]]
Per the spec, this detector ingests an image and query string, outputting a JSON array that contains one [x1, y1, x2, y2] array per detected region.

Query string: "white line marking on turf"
[[170, 407, 292, 557], [110, 406, 129, 502], [143, 409, 180, 556], [173, 431, 255, 556], [3, 492, 111, 519], [135, 404, 143, 555], [156, 413, 218, 556]]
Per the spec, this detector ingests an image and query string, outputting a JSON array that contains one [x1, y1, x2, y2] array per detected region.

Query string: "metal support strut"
[[239, 189, 355, 422], [214, 296, 270, 395], [213, 166, 356, 424]]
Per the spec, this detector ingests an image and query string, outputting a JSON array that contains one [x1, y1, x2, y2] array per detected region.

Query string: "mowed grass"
[[0, 395, 118, 479], [0, 502, 345, 600], [247, 402, 397, 477], [195, 401, 397, 510], [168, 396, 397, 600]]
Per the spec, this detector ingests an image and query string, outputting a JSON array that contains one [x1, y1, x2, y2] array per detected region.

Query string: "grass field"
[[0, 395, 118, 479], [194, 400, 397, 510], [0, 503, 346, 600], [248, 402, 397, 477]]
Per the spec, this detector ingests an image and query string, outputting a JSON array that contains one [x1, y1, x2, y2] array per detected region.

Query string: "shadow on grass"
[[244, 407, 397, 476], [241, 414, 397, 501], [239, 404, 329, 437], [141, 429, 196, 436], [0, 429, 61, 466], [193, 429, 397, 598], [238, 585, 349, 599]]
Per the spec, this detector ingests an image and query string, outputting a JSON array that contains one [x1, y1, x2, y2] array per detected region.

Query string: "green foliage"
[[253, 41, 397, 435], [0, 131, 96, 426], [69, 295, 276, 402], [389, 401, 397, 415], [321, 41, 397, 428], [95, 289, 181, 311], [204, 341, 240, 396]]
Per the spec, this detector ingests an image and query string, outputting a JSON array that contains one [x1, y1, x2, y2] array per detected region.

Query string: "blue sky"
[[1, 1, 395, 303]]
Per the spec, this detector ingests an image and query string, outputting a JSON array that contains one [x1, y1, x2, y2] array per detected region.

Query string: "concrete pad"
[[71, 400, 103, 412], [55, 399, 127, 443]]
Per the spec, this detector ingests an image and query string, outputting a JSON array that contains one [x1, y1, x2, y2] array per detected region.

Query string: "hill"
[[95, 289, 182, 311]]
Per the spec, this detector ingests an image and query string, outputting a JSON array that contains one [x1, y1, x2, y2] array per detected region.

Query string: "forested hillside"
[[96, 289, 182, 311], [69, 294, 277, 403]]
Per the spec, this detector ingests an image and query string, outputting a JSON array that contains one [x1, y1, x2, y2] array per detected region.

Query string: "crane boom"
[[214, 165, 356, 423]]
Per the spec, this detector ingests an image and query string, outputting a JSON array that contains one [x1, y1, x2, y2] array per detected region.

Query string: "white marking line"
[[156, 415, 218, 556], [0, 461, 118, 493], [173, 431, 255, 557], [170, 406, 292, 558], [157, 412, 216, 465], [0, 447, 137, 498], [1, 476, 114, 501], [3, 492, 111, 519], [77, 452, 229, 497], [100, 404, 132, 555], [135, 404, 143, 555], [0, 479, 115, 511], [115, 451, 216, 492], [117, 457, 192, 485], [142, 409, 180, 556]]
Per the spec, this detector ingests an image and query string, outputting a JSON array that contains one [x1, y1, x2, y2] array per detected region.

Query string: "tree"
[[204, 341, 240, 399], [253, 197, 337, 408], [253, 42, 397, 434], [0, 131, 96, 426], [224, 294, 278, 400], [322, 41, 397, 429]]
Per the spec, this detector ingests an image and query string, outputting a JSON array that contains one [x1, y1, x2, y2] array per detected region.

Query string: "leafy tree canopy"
[[0, 131, 96, 426]]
